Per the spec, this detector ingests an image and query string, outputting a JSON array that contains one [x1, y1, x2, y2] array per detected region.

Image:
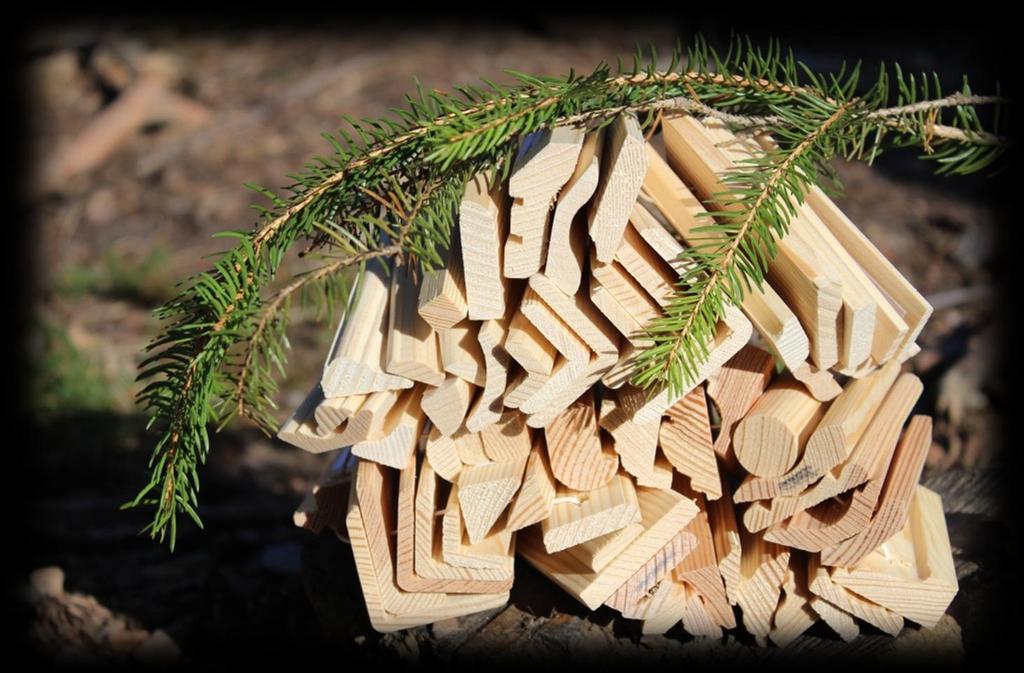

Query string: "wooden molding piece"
[[465, 318, 512, 433], [706, 476, 743, 605], [541, 473, 641, 553], [506, 438, 557, 531], [442, 482, 515, 572], [523, 351, 618, 429], [321, 261, 414, 397], [544, 390, 618, 491], [506, 126, 585, 278], [417, 245, 468, 330], [460, 172, 510, 320], [480, 411, 532, 463], [519, 486, 698, 610], [505, 309, 557, 376], [830, 485, 957, 628], [546, 129, 603, 295], [438, 320, 486, 387], [386, 263, 444, 386], [660, 387, 721, 499], [639, 579, 689, 635], [810, 595, 859, 642], [457, 455, 529, 545], [705, 344, 775, 469], [565, 521, 644, 573], [735, 360, 901, 503], [605, 528, 698, 611], [735, 527, 790, 640], [351, 386, 426, 469], [599, 387, 661, 485], [673, 490, 736, 629], [808, 553, 904, 636], [518, 286, 590, 363], [314, 393, 366, 436], [791, 361, 842, 402], [614, 220, 679, 307], [589, 256, 660, 348], [527, 273, 619, 357], [588, 114, 648, 262], [601, 342, 636, 390], [678, 584, 725, 638], [412, 461, 515, 591], [450, 427, 488, 466], [733, 376, 826, 478], [768, 559, 817, 648], [421, 375, 475, 437], [278, 386, 349, 454], [424, 427, 463, 482], [504, 368, 550, 410], [821, 416, 932, 567]]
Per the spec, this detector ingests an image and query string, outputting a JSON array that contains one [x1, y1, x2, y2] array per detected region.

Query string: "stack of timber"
[[282, 113, 956, 644]]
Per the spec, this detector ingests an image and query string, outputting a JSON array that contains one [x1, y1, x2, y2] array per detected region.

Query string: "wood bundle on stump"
[[283, 112, 955, 645]]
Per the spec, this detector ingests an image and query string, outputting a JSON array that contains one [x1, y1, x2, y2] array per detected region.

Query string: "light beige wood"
[[278, 386, 350, 454], [614, 220, 680, 307], [523, 350, 619, 429], [460, 172, 509, 320], [519, 486, 698, 610], [412, 461, 515, 591], [821, 416, 932, 567], [605, 529, 698, 611], [545, 129, 603, 294], [810, 595, 859, 641], [565, 521, 644, 573], [791, 361, 843, 401], [588, 114, 648, 262], [641, 579, 690, 635], [503, 368, 551, 410], [629, 197, 688, 270], [527, 273, 619, 357], [518, 287, 590, 364], [351, 385, 426, 469], [600, 342, 636, 390], [442, 482, 515, 571], [678, 583, 725, 638], [808, 553, 904, 636], [541, 473, 641, 553], [480, 411, 532, 463], [424, 427, 462, 482], [705, 344, 775, 469], [830, 486, 957, 628], [321, 261, 414, 396], [706, 476, 742, 605], [314, 393, 366, 436], [734, 360, 901, 503], [505, 309, 558, 375], [733, 376, 826, 478], [544, 390, 618, 491], [768, 559, 817, 648], [421, 375, 474, 437], [417, 245, 468, 330], [590, 253, 661, 347], [642, 453, 675, 490], [457, 455, 529, 545], [339, 388, 403, 444], [465, 318, 511, 433], [385, 263, 444, 386], [438, 320, 486, 387], [767, 480, 884, 553], [506, 126, 585, 278], [672, 489, 735, 629], [806, 184, 932, 359], [735, 528, 790, 639], [642, 144, 810, 372], [660, 387, 720, 499], [599, 387, 661, 487], [506, 438, 557, 531], [449, 427, 487, 466]]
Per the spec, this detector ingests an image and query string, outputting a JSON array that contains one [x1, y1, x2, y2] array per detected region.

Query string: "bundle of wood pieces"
[[283, 113, 956, 645]]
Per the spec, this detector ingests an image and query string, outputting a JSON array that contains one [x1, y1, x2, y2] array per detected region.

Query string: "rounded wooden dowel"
[[733, 377, 826, 477]]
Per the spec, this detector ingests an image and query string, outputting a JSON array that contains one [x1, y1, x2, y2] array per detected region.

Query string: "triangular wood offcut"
[[541, 473, 641, 553], [660, 386, 720, 499], [442, 483, 515, 572], [605, 528, 698, 612], [544, 390, 618, 491], [672, 487, 735, 630], [421, 375, 475, 437], [807, 553, 904, 636], [351, 385, 426, 469], [457, 455, 529, 545], [506, 437, 557, 532]]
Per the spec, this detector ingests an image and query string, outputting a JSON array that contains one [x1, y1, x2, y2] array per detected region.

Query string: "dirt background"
[[11, 18, 1015, 667]]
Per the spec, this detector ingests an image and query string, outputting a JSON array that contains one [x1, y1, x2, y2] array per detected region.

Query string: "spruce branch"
[[129, 35, 1010, 548]]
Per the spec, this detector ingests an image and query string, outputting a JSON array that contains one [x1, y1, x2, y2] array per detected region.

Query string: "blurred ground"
[[16, 23, 1009, 666]]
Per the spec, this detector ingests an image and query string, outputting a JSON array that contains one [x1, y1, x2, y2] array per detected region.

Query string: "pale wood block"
[[460, 172, 509, 320], [600, 342, 636, 390], [627, 198, 686, 268], [642, 143, 810, 372], [733, 376, 827, 478], [517, 292, 590, 410], [412, 461, 515, 590], [465, 317, 511, 433], [767, 481, 884, 553], [438, 320, 486, 387], [589, 114, 648, 262], [830, 486, 957, 629], [457, 455, 528, 545], [735, 528, 790, 639], [792, 361, 843, 402], [544, 390, 618, 491], [810, 595, 859, 641], [589, 254, 661, 347], [639, 453, 675, 490], [442, 482, 515, 571], [672, 490, 736, 629], [806, 184, 932, 360], [351, 385, 427, 469], [424, 427, 462, 483], [506, 126, 585, 278], [421, 375, 474, 437], [734, 360, 901, 503], [599, 387, 661, 486], [417, 244, 468, 330], [480, 411, 532, 463], [314, 393, 366, 435], [545, 129, 603, 294], [678, 583, 725, 638], [522, 351, 618, 428], [614, 220, 680, 307], [821, 415, 932, 567], [705, 344, 775, 470], [340, 388, 403, 444], [506, 438, 556, 531], [640, 579, 689, 635], [278, 386, 349, 454], [660, 387, 720, 499], [505, 309, 557, 375], [768, 559, 817, 648], [808, 553, 904, 636], [706, 476, 742, 605], [605, 528, 698, 611], [321, 261, 414, 396], [386, 263, 444, 386], [503, 368, 550, 409], [451, 427, 488, 466], [519, 486, 699, 610], [565, 521, 644, 573], [542, 473, 641, 553], [350, 460, 509, 629], [528, 271, 619, 357]]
